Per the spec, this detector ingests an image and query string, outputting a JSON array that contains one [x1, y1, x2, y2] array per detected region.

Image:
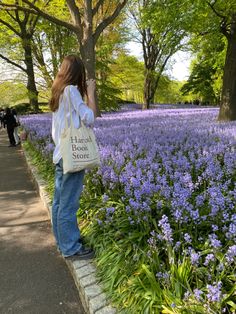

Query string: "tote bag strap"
[[64, 86, 82, 129]]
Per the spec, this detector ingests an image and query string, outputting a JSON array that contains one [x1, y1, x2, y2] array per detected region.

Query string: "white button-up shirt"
[[52, 85, 95, 164]]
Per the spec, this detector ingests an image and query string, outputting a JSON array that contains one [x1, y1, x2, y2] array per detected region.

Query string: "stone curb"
[[22, 148, 117, 314]]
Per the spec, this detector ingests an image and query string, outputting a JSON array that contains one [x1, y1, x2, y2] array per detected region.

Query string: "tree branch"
[[0, 53, 26, 72], [84, 0, 93, 29], [5, 10, 17, 22], [66, 0, 82, 36], [220, 20, 231, 39], [92, 0, 105, 16], [1, 1, 78, 33], [206, 0, 230, 38], [28, 14, 39, 35], [23, 0, 79, 32], [206, 0, 226, 20], [32, 38, 53, 86], [93, 0, 128, 44], [0, 17, 21, 36]]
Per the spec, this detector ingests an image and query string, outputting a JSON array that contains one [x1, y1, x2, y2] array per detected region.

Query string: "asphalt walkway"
[[0, 129, 85, 314]]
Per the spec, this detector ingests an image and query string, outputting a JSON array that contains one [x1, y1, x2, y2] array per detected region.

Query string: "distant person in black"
[[12, 108, 21, 145], [3, 108, 17, 147], [0, 108, 5, 128]]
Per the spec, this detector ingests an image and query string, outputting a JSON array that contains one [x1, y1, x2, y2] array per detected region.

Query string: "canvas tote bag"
[[60, 91, 100, 174]]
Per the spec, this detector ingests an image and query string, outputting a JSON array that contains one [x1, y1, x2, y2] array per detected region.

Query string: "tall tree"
[[95, 7, 127, 110], [0, 4, 39, 111], [32, 21, 78, 88], [205, 1, 236, 121], [129, 0, 188, 109], [110, 52, 144, 104], [181, 32, 226, 105], [177, 0, 236, 121], [1, 0, 128, 116]]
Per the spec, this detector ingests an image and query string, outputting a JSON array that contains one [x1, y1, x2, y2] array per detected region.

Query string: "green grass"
[[23, 141, 55, 198]]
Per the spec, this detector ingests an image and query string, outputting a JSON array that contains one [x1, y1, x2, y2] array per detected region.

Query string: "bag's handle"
[[64, 86, 82, 129], [65, 87, 73, 128]]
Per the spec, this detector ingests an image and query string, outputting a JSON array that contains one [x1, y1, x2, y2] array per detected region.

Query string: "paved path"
[[0, 129, 85, 314]]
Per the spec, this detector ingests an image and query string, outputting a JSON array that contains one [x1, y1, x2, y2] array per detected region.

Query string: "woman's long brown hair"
[[49, 55, 87, 112]]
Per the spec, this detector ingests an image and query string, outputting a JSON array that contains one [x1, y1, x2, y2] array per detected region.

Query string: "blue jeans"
[[52, 159, 85, 257]]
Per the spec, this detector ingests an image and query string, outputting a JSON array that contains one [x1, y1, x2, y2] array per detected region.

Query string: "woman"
[[49, 55, 95, 259], [3, 108, 17, 147], [0, 108, 5, 128], [12, 108, 21, 145]]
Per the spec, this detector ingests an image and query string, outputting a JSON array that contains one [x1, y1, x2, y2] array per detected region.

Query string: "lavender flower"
[[156, 272, 169, 281], [158, 215, 173, 243], [206, 282, 222, 302], [226, 223, 236, 240], [209, 234, 222, 249], [225, 245, 236, 263], [193, 288, 203, 301], [190, 251, 200, 266], [184, 291, 191, 300], [174, 241, 181, 251], [106, 207, 115, 215], [102, 194, 109, 202], [204, 254, 215, 266], [184, 233, 192, 243]]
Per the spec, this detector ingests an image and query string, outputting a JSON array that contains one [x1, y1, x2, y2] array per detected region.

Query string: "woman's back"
[[52, 85, 94, 164]]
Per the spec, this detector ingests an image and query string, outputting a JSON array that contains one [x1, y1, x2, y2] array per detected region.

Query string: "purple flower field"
[[21, 107, 236, 313]]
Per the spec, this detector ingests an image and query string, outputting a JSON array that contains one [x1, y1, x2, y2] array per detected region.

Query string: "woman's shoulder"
[[64, 85, 78, 93], [65, 85, 83, 101]]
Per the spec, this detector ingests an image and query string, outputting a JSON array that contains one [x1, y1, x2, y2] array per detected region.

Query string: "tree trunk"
[[218, 14, 236, 121], [32, 36, 53, 88], [80, 37, 101, 117], [143, 69, 160, 109], [23, 38, 39, 112], [143, 70, 152, 109]]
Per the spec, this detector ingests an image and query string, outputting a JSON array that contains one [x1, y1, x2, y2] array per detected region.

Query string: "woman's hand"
[[86, 79, 96, 115], [86, 79, 96, 94]]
